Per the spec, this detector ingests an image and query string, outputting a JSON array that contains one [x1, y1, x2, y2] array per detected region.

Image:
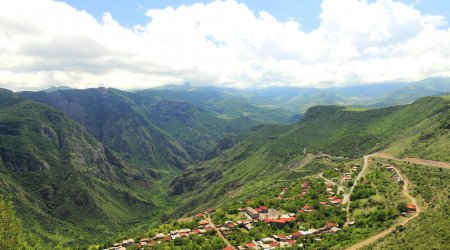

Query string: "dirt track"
[[346, 161, 420, 250], [375, 152, 450, 169]]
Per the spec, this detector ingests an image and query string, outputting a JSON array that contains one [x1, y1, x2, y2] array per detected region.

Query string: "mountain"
[[168, 95, 450, 216], [369, 86, 443, 107], [44, 86, 73, 93], [0, 89, 162, 246], [19, 88, 260, 164], [135, 87, 295, 124], [19, 88, 195, 169], [236, 78, 450, 113]]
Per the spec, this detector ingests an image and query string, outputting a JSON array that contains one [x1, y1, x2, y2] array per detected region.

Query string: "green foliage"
[[396, 201, 407, 213], [0, 196, 43, 249], [367, 162, 450, 249]]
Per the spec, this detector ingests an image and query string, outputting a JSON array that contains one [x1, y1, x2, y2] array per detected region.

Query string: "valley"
[[0, 87, 449, 249], [105, 151, 446, 250]]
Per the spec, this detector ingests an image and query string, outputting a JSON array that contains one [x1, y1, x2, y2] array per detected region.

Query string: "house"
[[273, 234, 288, 241], [260, 243, 272, 249], [122, 239, 135, 247], [330, 198, 343, 204], [270, 217, 297, 228], [225, 221, 237, 229], [199, 220, 209, 226], [207, 208, 216, 213], [291, 231, 303, 239], [286, 239, 296, 246], [164, 235, 171, 241], [244, 242, 258, 248], [269, 242, 278, 248], [258, 205, 269, 213], [195, 213, 205, 218], [325, 222, 338, 229], [245, 207, 260, 219], [302, 181, 309, 190], [270, 219, 287, 228], [302, 205, 314, 212], [329, 227, 340, 234], [154, 233, 165, 240], [223, 246, 235, 250], [244, 223, 253, 230], [407, 204, 417, 212], [325, 182, 333, 189], [320, 201, 328, 206]]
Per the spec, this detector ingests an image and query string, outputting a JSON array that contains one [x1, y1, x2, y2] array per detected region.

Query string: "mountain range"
[[0, 77, 449, 247]]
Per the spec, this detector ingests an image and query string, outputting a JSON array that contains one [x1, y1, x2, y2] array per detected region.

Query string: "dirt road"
[[318, 173, 345, 195], [207, 214, 232, 247], [375, 152, 450, 169], [346, 156, 421, 250]]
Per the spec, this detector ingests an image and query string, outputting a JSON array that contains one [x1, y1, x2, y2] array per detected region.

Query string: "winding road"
[[344, 151, 450, 250]]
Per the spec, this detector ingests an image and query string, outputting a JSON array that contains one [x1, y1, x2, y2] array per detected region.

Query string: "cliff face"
[[0, 89, 157, 245]]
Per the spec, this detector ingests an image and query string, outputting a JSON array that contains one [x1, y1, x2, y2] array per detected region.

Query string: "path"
[[347, 153, 421, 250], [318, 173, 345, 195], [343, 154, 375, 225], [207, 214, 232, 247], [375, 152, 450, 169], [346, 163, 420, 250]]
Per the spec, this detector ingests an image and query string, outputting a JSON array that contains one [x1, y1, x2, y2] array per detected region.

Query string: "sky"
[[0, 0, 449, 91]]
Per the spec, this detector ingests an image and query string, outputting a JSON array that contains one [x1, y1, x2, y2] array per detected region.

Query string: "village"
[[104, 158, 418, 250]]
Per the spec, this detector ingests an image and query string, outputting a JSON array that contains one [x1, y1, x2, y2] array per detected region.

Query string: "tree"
[[0, 197, 27, 249], [397, 201, 407, 213]]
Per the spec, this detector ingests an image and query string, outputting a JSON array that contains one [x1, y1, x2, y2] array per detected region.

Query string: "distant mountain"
[[20, 88, 261, 165], [0, 89, 161, 245], [135, 87, 295, 124], [235, 78, 450, 113], [370, 86, 443, 107], [43, 86, 73, 92]]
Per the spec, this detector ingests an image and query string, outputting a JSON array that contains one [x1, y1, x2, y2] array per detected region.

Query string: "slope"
[[19, 88, 193, 170], [168, 95, 450, 217], [0, 89, 163, 246]]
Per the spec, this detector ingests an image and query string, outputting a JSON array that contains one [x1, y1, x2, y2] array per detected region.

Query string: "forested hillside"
[[0, 89, 165, 246], [169, 96, 450, 217]]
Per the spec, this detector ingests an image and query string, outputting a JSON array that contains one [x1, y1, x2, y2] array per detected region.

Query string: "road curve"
[[346, 155, 421, 250]]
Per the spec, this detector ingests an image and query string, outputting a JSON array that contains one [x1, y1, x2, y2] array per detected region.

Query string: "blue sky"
[[59, 0, 449, 31]]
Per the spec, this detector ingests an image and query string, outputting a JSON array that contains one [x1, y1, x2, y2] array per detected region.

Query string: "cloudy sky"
[[0, 0, 449, 91]]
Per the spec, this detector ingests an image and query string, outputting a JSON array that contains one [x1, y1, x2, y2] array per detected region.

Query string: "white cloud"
[[0, 0, 449, 91]]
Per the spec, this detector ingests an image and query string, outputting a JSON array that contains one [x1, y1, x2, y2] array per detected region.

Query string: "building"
[[245, 207, 260, 219], [407, 204, 417, 212]]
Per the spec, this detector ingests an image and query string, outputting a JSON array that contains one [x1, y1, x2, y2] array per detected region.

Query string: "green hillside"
[[19, 88, 193, 170], [169, 96, 450, 217], [0, 89, 166, 246], [366, 160, 450, 249], [20, 88, 260, 164]]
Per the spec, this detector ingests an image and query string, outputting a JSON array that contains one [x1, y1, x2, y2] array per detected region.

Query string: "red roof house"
[[291, 231, 303, 238], [407, 204, 417, 212]]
